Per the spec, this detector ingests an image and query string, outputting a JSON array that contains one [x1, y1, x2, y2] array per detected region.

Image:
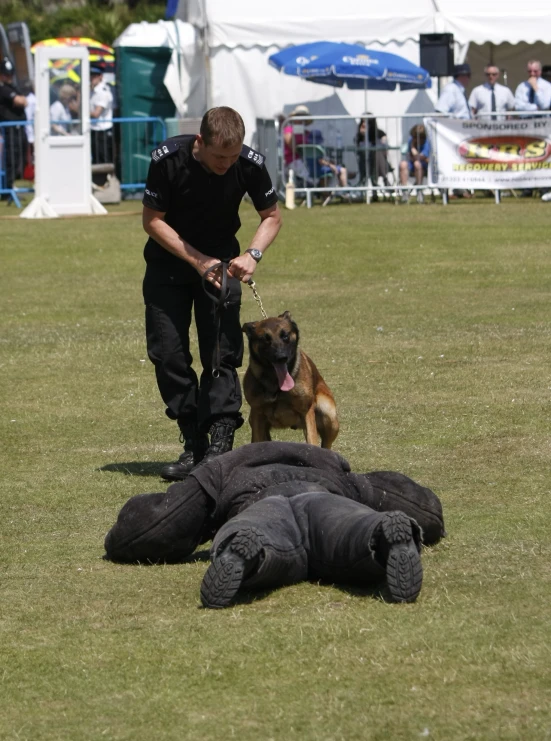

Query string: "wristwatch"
[[246, 248, 263, 262]]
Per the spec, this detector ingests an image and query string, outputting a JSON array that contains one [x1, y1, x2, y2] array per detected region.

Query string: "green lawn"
[[1, 198, 550, 740]]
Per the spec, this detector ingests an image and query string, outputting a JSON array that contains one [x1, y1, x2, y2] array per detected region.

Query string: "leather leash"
[[202, 261, 269, 378]]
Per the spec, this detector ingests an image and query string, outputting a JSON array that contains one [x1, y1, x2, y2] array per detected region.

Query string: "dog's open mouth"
[[272, 362, 295, 391]]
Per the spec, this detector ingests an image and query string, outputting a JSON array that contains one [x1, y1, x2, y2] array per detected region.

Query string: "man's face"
[[527, 63, 541, 78], [90, 73, 101, 88], [196, 136, 242, 176], [485, 67, 499, 83]]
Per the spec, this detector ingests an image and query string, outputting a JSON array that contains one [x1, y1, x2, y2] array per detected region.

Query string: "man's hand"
[[227, 252, 258, 283], [529, 76, 539, 92], [198, 257, 226, 290]]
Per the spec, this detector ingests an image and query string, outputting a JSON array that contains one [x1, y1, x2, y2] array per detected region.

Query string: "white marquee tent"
[[168, 0, 551, 142]]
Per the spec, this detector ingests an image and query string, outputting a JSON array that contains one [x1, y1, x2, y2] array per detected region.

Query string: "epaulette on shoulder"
[[240, 144, 265, 168], [150, 139, 181, 163]]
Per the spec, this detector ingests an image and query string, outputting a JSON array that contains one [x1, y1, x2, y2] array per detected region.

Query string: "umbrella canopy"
[[269, 41, 431, 91], [31, 38, 115, 83]]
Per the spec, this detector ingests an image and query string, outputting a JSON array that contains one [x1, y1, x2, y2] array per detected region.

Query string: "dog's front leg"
[[249, 408, 271, 443], [303, 406, 320, 446]]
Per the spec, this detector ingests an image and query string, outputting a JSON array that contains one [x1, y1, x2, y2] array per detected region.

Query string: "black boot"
[[160, 422, 209, 482], [201, 417, 237, 466]]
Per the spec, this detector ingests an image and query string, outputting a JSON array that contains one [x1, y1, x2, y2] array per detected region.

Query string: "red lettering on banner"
[[458, 136, 551, 165]]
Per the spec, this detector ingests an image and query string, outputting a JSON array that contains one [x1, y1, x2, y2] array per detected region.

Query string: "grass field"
[[1, 198, 550, 740]]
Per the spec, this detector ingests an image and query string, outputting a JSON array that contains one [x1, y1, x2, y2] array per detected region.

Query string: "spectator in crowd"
[[22, 81, 36, 178], [303, 125, 350, 199], [399, 123, 431, 204], [514, 60, 551, 198], [355, 113, 393, 197], [469, 65, 515, 120], [50, 83, 79, 136], [90, 65, 114, 164], [0, 58, 27, 201], [283, 105, 349, 201], [282, 104, 312, 183], [514, 59, 551, 112], [435, 63, 472, 120], [435, 63, 473, 199]]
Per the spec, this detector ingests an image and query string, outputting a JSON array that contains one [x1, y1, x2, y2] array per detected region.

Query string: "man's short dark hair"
[[200, 107, 245, 148]]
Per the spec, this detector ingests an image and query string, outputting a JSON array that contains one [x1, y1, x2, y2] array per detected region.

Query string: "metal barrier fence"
[[262, 111, 551, 207], [270, 112, 447, 207], [0, 120, 30, 207], [0, 116, 167, 205]]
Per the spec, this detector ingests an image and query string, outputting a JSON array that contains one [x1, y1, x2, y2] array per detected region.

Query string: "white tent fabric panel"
[[435, 1, 551, 44], [193, 0, 551, 47], [209, 40, 439, 147]]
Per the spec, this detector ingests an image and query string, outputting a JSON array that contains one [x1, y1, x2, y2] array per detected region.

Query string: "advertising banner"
[[425, 116, 551, 189]]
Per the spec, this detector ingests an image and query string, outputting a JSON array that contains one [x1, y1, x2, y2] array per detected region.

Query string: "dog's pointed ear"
[[242, 321, 258, 338], [279, 310, 292, 321]]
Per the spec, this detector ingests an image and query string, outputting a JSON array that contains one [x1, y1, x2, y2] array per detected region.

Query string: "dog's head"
[[242, 311, 299, 390]]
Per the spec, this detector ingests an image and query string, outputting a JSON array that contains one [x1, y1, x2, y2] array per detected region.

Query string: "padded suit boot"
[[200, 417, 237, 466], [200, 528, 265, 609], [160, 423, 209, 482], [376, 511, 423, 603]]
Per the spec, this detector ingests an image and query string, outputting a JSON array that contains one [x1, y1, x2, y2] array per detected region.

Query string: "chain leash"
[[247, 279, 268, 319]]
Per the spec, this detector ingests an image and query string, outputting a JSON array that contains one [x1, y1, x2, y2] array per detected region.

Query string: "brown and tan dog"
[[242, 311, 339, 448]]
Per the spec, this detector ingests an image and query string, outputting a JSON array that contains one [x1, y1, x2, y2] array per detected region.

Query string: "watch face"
[[249, 249, 262, 260]]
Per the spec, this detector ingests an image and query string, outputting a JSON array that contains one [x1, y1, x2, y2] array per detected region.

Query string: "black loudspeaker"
[[419, 33, 454, 77]]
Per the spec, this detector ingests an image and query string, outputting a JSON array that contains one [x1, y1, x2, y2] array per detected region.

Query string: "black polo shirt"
[[142, 135, 278, 276], [0, 81, 26, 122]]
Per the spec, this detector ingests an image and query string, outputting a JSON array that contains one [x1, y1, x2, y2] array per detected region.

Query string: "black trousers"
[[1, 125, 26, 191], [91, 129, 114, 165], [212, 491, 416, 590], [143, 268, 244, 432]]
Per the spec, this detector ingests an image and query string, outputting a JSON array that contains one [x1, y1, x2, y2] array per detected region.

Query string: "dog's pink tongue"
[[273, 362, 294, 391]]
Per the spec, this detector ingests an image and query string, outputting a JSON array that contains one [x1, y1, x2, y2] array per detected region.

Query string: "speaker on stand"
[[419, 33, 455, 95]]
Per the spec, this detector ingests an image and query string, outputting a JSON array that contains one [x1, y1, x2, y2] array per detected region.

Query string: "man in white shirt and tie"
[[469, 65, 515, 120], [514, 60, 551, 112]]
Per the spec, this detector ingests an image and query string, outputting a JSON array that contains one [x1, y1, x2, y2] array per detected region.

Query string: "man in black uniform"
[[0, 58, 28, 201], [142, 107, 281, 480]]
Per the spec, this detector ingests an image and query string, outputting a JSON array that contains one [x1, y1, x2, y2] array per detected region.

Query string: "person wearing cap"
[[435, 64, 473, 199], [435, 63, 473, 120], [469, 65, 515, 120], [89, 65, 113, 164], [283, 104, 349, 199], [514, 60, 551, 113], [0, 57, 28, 200]]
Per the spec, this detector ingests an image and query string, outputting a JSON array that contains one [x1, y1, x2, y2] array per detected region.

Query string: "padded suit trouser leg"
[[210, 492, 421, 590]]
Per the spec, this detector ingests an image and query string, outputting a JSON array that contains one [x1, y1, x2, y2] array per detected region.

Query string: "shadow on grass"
[[220, 580, 387, 609], [104, 548, 211, 565], [98, 461, 169, 477]]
